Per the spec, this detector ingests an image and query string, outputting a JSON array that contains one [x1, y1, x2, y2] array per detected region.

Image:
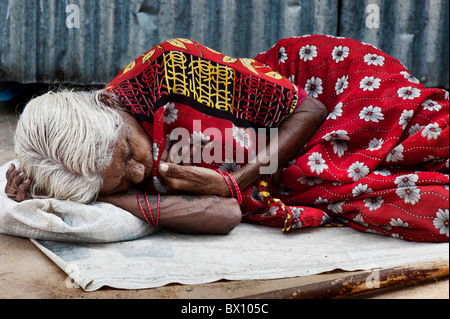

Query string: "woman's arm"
[[6, 164, 242, 235], [233, 96, 328, 190], [97, 193, 241, 235], [157, 96, 328, 194]]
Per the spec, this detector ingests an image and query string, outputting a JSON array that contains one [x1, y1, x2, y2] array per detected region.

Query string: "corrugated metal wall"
[[340, 0, 449, 88], [0, 0, 448, 88]]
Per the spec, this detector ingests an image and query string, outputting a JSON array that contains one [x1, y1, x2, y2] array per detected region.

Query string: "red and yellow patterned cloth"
[[106, 36, 449, 242], [106, 38, 305, 129]]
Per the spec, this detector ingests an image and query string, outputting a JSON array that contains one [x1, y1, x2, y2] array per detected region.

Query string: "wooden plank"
[[239, 259, 449, 299]]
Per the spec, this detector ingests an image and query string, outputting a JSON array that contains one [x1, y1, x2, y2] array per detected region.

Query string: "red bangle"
[[214, 169, 242, 205], [214, 169, 234, 199], [144, 193, 156, 226], [137, 193, 152, 225], [137, 193, 160, 227], [215, 169, 234, 197], [223, 171, 242, 205], [156, 193, 160, 227]]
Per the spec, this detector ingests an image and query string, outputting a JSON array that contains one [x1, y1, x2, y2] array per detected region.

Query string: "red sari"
[[106, 36, 449, 242]]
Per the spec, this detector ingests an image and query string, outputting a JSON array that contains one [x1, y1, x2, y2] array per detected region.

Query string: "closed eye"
[[124, 143, 132, 161], [104, 144, 132, 195]]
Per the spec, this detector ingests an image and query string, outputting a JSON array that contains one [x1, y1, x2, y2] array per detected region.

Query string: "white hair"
[[14, 89, 124, 203]]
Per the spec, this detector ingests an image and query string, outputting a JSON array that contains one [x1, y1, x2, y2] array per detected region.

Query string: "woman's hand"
[[160, 97, 328, 196], [157, 162, 231, 197], [5, 163, 32, 202], [157, 141, 232, 197], [97, 192, 241, 235], [231, 96, 328, 190]]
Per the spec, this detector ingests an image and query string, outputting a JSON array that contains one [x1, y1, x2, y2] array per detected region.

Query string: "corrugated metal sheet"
[[339, 0, 449, 88], [0, 0, 448, 87]]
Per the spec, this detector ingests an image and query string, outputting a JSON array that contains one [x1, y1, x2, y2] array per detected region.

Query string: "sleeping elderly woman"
[[5, 35, 449, 241]]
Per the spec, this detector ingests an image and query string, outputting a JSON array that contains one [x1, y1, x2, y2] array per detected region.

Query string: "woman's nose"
[[127, 159, 146, 184]]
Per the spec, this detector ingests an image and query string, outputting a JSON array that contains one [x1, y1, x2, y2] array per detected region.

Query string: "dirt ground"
[[0, 94, 448, 299]]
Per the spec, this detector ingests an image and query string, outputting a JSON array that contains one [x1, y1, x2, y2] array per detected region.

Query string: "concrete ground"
[[0, 91, 448, 299]]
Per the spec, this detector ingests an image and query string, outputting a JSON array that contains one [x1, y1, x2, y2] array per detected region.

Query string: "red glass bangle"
[[137, 193, 152, 225], [137, 193, 160, 227], [214, 169, 234, 199], [223, 171, 242, 205], [144, 193, 156, 226], [214, 169, 242, 204], [156, 193, 160, 227]]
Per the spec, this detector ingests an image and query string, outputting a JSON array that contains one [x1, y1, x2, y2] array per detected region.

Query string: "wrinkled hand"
[[156, 139, 233, 197], [161, 140, 205, 166], [5, 163, 32, 202], [157, 162, 231, 197]]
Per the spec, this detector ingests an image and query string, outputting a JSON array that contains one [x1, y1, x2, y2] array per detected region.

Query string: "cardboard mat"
[[32, 224, 448, 291]]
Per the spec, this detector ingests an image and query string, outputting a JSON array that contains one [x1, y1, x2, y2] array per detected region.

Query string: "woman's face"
[[99, 111, 153, 196]]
